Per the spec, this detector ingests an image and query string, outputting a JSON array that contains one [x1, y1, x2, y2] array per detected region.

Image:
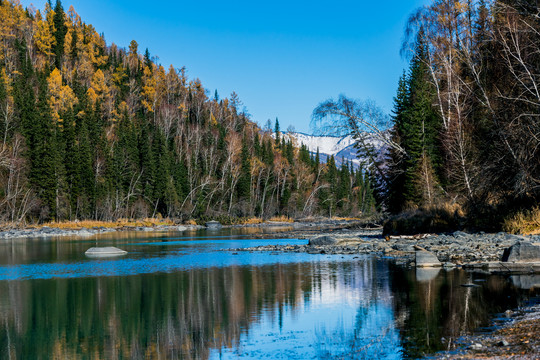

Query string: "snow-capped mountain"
[[288, 132, 357, 157], [282, 132, 386, 168]]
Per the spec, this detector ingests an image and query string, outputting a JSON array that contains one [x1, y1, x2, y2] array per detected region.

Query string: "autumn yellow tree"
[[47, 68, 77, 123]]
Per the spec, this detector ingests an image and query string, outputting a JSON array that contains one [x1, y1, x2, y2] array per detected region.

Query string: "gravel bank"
[[0, 224, 201, 240], [429, 304, 540, 359], [232, 229, 540, 267]]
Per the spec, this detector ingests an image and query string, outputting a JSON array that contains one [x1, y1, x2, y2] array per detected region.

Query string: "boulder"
[[205, 221, 222, 229], [415, 248, 442, 267], [85, 247, 127, 257], [392, 243, 416, 252], [510, 275, 540, 290], [308, 236, 338, 246], [501, 241, 540, 262]]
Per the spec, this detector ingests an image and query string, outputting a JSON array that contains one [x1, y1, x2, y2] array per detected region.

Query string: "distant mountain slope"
[[282, 132, 385, 168], [288, 132, 356, 156]]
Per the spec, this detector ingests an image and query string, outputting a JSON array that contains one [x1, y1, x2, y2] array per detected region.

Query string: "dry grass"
[[241, 217, 264, 225], [268, 215, 294, 223], [330, 216, 364, 221], [38, 218, 175, 230], [503, 207, 540, 235]]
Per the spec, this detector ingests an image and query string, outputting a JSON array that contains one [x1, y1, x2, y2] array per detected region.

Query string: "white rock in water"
[[415, 249, 442, 267], [85, 247, 127, 257]]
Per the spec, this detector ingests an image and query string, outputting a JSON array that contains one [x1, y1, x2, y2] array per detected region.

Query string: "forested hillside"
[[384, 0, 540, 229], [313, 0, 540, 231], [0, 0, 376, 223]]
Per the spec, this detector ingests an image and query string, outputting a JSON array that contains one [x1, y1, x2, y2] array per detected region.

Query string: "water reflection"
[[0, 233, 539, 359], [391, 265, 539, 358]]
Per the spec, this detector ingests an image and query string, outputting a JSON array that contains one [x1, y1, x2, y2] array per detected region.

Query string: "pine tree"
[[320, 155, 337, 216], [139, 123, 155, 200], [62, 108, 79, 217], [274, 117, 280, 146], [144, 48, 152, 69], [388, 34, 443, 210], [32, 75, 59, 220], [362, 171, 376, 214], [313, 147, 320, 183], [52, 0, 67, 69], [337, 161, 350, 210], [77, 115, 94, 216], [386, 73, 409, 213], [402, 37, 442, 207], [237, 136, 251, 199]]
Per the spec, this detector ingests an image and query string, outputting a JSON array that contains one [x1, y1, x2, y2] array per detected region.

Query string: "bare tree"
[[312, 96, 404, 155]]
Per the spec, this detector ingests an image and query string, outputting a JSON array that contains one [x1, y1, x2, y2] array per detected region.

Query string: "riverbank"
[[429, 304, 540, 359], [0, 223, 201, 240], [232, 226, 540, 266], [0, 218, 365, 241]]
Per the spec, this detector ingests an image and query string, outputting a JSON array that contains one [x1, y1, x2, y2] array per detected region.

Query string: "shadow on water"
[[0, 231, 539, 359]]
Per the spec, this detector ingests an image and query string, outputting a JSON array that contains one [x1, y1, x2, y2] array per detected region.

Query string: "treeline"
[[382, 0, 540, 222], [0, 0, 376, 223]]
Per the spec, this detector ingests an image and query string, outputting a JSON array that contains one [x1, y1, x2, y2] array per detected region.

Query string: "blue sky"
[[22, 0, 429, 133]]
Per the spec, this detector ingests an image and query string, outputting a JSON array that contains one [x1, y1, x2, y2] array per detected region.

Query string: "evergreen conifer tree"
[[53, 0, 67, 69], [237, 136, 251, 199], [274, 118, 280, 146]]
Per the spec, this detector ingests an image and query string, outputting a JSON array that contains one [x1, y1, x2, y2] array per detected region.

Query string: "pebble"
[[470, 343, 483, 350]]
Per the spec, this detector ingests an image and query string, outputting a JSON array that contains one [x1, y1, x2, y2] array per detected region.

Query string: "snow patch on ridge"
[[281, 132, 385, 168]]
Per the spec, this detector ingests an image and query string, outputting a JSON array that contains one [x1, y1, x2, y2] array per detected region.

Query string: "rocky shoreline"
[[0, 218, 364, 241], [0, 224, 202, 240], [429, 304, 540, 359], [231, 227, 540, 268]]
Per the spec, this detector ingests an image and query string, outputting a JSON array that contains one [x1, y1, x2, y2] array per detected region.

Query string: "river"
[[0, 228, 538, 359]]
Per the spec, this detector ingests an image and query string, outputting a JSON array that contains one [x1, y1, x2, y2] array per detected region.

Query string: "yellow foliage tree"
[[88, 69, 109, 105], [47, 68, 77, 123], [34, 10, 55, 59], [0, 2, 18, 62], [88, 30, 108, 67], [112, 64, 127, 89], [142, 64, 157, 113]]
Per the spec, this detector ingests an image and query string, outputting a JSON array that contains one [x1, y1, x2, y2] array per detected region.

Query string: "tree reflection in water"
[[0, 253, 539, 359]]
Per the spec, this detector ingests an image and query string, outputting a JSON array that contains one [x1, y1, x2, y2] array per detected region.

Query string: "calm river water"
[[0, 228, 539, 359]]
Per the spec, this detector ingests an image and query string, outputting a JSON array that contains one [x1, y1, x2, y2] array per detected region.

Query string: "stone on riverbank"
[[510, 275, 540, 289], [85, 247, 127, 257], [501, 241, 540, 262], [415, 247, 442, 267], [205, 221, 222, 229], [308, 236, 338, 246]]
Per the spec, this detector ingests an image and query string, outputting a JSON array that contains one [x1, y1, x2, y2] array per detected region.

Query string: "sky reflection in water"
[[0, 230, 538, 359]]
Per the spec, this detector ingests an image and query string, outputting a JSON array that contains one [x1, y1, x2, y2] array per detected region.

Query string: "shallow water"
[[0, 228, 538, 359]]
